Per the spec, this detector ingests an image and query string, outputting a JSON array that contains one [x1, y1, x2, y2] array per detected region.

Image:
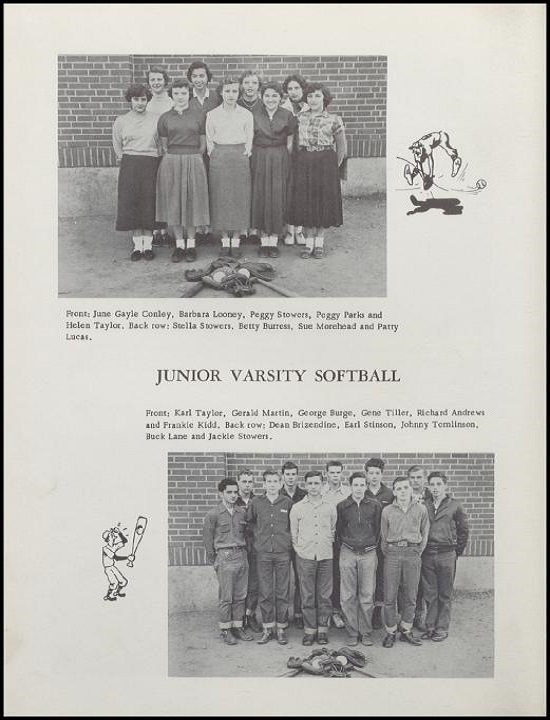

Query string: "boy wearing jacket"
[[421, 471, 470, 642]]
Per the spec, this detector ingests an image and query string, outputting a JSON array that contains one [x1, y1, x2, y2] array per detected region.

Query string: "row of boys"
[[203, 459, 469, 648]]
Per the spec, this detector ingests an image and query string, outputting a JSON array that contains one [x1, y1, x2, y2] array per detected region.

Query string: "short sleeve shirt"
[[297, 109, 344, 149], [253, 106, 297, 148], [157, 107, 206, 153]]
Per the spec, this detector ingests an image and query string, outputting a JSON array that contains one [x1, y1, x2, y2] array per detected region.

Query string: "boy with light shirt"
[[290, 470, 337, 646], [380, 476, 429, 648], [246, 470, 293, 645], [421, 472, 469, 642], [280, 461, 306, 628], [203, 478, 252, 645], [406, 464, 432, 631], [321, 460, 351, 629], [235, 468, 261, 633], [364, 457, 394, 628], [336, 472, 382, 647]]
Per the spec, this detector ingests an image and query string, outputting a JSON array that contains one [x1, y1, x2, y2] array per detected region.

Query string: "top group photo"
[[58, 54, 387, 298]]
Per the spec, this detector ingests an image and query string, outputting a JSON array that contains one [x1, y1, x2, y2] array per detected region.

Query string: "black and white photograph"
[[168, 452, 494, 678], [58, 54, 386, 298]]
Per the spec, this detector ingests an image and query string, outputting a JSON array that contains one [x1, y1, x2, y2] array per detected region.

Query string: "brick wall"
[[58, 54, 386, 168], [168, 453, 494, 565]]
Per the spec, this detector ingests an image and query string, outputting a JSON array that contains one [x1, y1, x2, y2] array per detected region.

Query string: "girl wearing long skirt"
[[251, 82, 296, 258], [206, 76, 253, 258], [156, 78, 210, 263], [281, 73, 309, 247], [145, 66, 173, 247], [288, 82, 347, 259], [112, 84, 161, 262]]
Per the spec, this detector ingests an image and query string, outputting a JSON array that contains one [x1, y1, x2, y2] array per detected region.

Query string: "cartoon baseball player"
[[102, 526, 131, 601], [404, 131, 462, 190]]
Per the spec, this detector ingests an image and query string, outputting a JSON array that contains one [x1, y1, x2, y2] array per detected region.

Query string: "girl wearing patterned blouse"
[[155, 78, 210, 263], [112, 84, 161, 262], [206, 76, 253, 257], [288, 83, 347, 259], [281, 74, 309, 247], [251, 82, 297, 258]]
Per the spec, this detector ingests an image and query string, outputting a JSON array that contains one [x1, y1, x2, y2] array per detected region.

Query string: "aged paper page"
[[5, 4, 546, 716]]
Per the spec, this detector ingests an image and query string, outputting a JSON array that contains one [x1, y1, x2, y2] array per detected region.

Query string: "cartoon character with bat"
[[102, 516, 148, 601]]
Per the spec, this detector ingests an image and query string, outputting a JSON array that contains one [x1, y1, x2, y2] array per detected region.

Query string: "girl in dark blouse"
[[251, 82, 297, 257]]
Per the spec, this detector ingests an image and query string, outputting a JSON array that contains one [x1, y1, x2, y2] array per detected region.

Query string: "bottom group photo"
[[168, 452, 494, 678]]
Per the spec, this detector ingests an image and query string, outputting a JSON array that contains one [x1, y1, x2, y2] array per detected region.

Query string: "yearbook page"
[[5, 4, 546, 716]]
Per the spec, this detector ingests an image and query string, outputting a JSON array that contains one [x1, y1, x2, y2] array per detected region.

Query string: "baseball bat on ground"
[[253, 278, 300, 297], [127, 516, 148, 567]]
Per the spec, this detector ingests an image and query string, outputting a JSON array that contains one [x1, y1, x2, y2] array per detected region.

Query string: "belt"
[[218, 546, 246, 551], [388, 541, 420, 548], [425, 545, 455, 553], [343, 543, 377, 555], [300, 145, 333, 152]]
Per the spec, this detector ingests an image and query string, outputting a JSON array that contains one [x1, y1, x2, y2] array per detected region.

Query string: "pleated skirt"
[[116, 155, 158, 231], [156, 153, 210, 227], [288, 148, 343, 228], [251, 144, 291, 236], [209, 144, 251, 232]]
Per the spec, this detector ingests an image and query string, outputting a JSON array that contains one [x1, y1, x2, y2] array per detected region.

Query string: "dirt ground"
[[58, 196, 386, 298], [168, 590, 493, 678]]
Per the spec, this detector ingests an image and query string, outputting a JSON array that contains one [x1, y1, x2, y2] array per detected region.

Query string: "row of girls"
[[112, 62, 347, 263]]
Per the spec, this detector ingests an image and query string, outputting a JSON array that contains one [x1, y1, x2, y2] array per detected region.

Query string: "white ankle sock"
[[221, 236, 230, 247], [305, 237, 314, 251], [142, 235, 153, 251], [187, 237, 196, 248], [314, 236, 324, 248], [231, 236, 240, 248], [132, 236, 142, 252], [176, 237, 186, 249]]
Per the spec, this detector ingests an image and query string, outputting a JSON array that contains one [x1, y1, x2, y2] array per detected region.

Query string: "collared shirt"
[[365, 482, 394, 508], [235, 493, 254, 508], [321, 482, 352, 508], [336, 495, 382, 550], [425, 495, 469, 555], [297, 108, 344, 149], [281, 485, 307, 505], [380, 501, 429, 554], [190, 87, 221, 114], [146, 93, 174, 117], [157, 107, 206, 153], [205, 104, 254, 155], [238, 95, 262, 113], [246, 494, 293, 554], [290, 496, 336, 561], [281, 98, 309, 116], [203, 501, 247, 555], [112, 110, 161, 159], [252, 105, 297, 148]]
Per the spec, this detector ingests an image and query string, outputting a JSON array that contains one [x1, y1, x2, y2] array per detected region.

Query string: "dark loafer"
[[130, 250, 142, 261], [221, 629, 237, 645], [277, 629, 288, 645], [399, 631, 422, 646], [231, 627, 253, 641], [302, 634, 316, 646], [382, 632, 396, 648], [257, 629, 274, 645], [421, 629, 435, 639], [268, 246, 280, 258], [317, 632, 329, 645], [143, 249, 155, 261], [258, 246, 269, 258], [432, 630, 449, 642], [171, 247, 186, 263], [185, 247, 197, 262]]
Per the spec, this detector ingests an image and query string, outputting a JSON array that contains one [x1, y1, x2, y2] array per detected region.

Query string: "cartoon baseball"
[[127, 516, 148, 567]]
